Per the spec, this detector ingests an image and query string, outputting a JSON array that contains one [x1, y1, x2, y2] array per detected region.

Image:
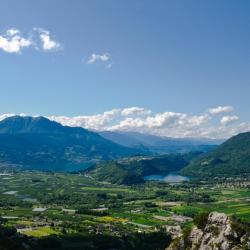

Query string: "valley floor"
[[0, 171, 249, 249]]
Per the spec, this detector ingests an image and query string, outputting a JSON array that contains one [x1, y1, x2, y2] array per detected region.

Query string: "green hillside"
[[181, 132, 250, 178], [85, 161, 144, 185], [85, 152, 201, 184]]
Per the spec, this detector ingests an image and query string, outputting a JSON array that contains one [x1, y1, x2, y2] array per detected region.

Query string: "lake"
[[144, 174, 189, 183]]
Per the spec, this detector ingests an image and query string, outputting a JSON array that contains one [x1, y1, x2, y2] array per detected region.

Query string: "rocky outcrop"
[[167, 212, 250, 250]]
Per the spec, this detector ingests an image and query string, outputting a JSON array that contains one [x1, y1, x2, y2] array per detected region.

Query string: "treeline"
[[0, 217, 172, 250]]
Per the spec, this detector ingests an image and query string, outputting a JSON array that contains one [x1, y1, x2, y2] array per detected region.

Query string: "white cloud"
[[49, 108, 121, 131], [6, 28, 20, 36], [48, 106, 246, 139], [0, 106, 248, 139], [145, 112, 186, 128], [34, 28, 61, 51], [0, 28, 61, 54], [86, 53, 113, 68], [220, 115, 239, 125], [0, 113, 27, 121], [121, 107, 152, 116], [0, 29, 32, 53], [208, 106, 233, 115], [87, 53, 110, 64], [0, 113, 16, 121]]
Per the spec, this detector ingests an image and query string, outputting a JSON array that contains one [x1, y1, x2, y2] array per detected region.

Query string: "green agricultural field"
[[23, 226, 61, 237], [0, 170, 249, 250], [81, 186, 134, 192]]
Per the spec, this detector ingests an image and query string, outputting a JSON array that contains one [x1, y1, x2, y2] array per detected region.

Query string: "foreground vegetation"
[[0, 170, 249, 249]]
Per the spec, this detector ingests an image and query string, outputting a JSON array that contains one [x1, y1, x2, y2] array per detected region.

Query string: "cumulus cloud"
[[107, 112, 211, 137], [0, 29, 32, 53], [6, 28, 20, 36], [121, 107, 152, 116], [208, 106, 234, 115], [0, 28, 61, 54], [34, 28, 61, 51], [49, 108, 121, 131], [220, 115, 239, 125], [0, 106, 248, 139], [48, 106, 246, 139]]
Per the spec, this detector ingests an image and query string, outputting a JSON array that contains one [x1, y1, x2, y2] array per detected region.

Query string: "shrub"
[[193, 212, 209, 230], [182, 225, 193, 248]]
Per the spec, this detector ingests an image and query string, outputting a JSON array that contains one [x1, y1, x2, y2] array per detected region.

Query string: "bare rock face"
[[189, 227, 203, 246], [166, 212, 250, 250], [208, 212, 228, 225]]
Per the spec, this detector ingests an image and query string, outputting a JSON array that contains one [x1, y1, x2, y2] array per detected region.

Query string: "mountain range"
[[181, 132, 250, 177], [0, 115, 249, 178], [0, 116, 137, 171], [99, 131, 223, 154]]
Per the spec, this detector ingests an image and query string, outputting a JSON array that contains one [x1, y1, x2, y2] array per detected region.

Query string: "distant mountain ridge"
[[181, 132, 250, 177], [99, 131, 223, 153], [0, 116, 138, 171]]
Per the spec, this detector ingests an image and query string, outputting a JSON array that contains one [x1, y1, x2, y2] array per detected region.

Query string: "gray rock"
[[166, 212, 249, 250]]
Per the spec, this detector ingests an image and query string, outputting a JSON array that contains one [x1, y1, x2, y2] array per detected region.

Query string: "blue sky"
[[0, 0, 250, 138]]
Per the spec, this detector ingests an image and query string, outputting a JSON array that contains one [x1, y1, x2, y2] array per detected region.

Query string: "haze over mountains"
[[100, 131, 223, 153]]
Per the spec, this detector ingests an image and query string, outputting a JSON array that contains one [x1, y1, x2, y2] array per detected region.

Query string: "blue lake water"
[[144, 174, 189, 183]]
